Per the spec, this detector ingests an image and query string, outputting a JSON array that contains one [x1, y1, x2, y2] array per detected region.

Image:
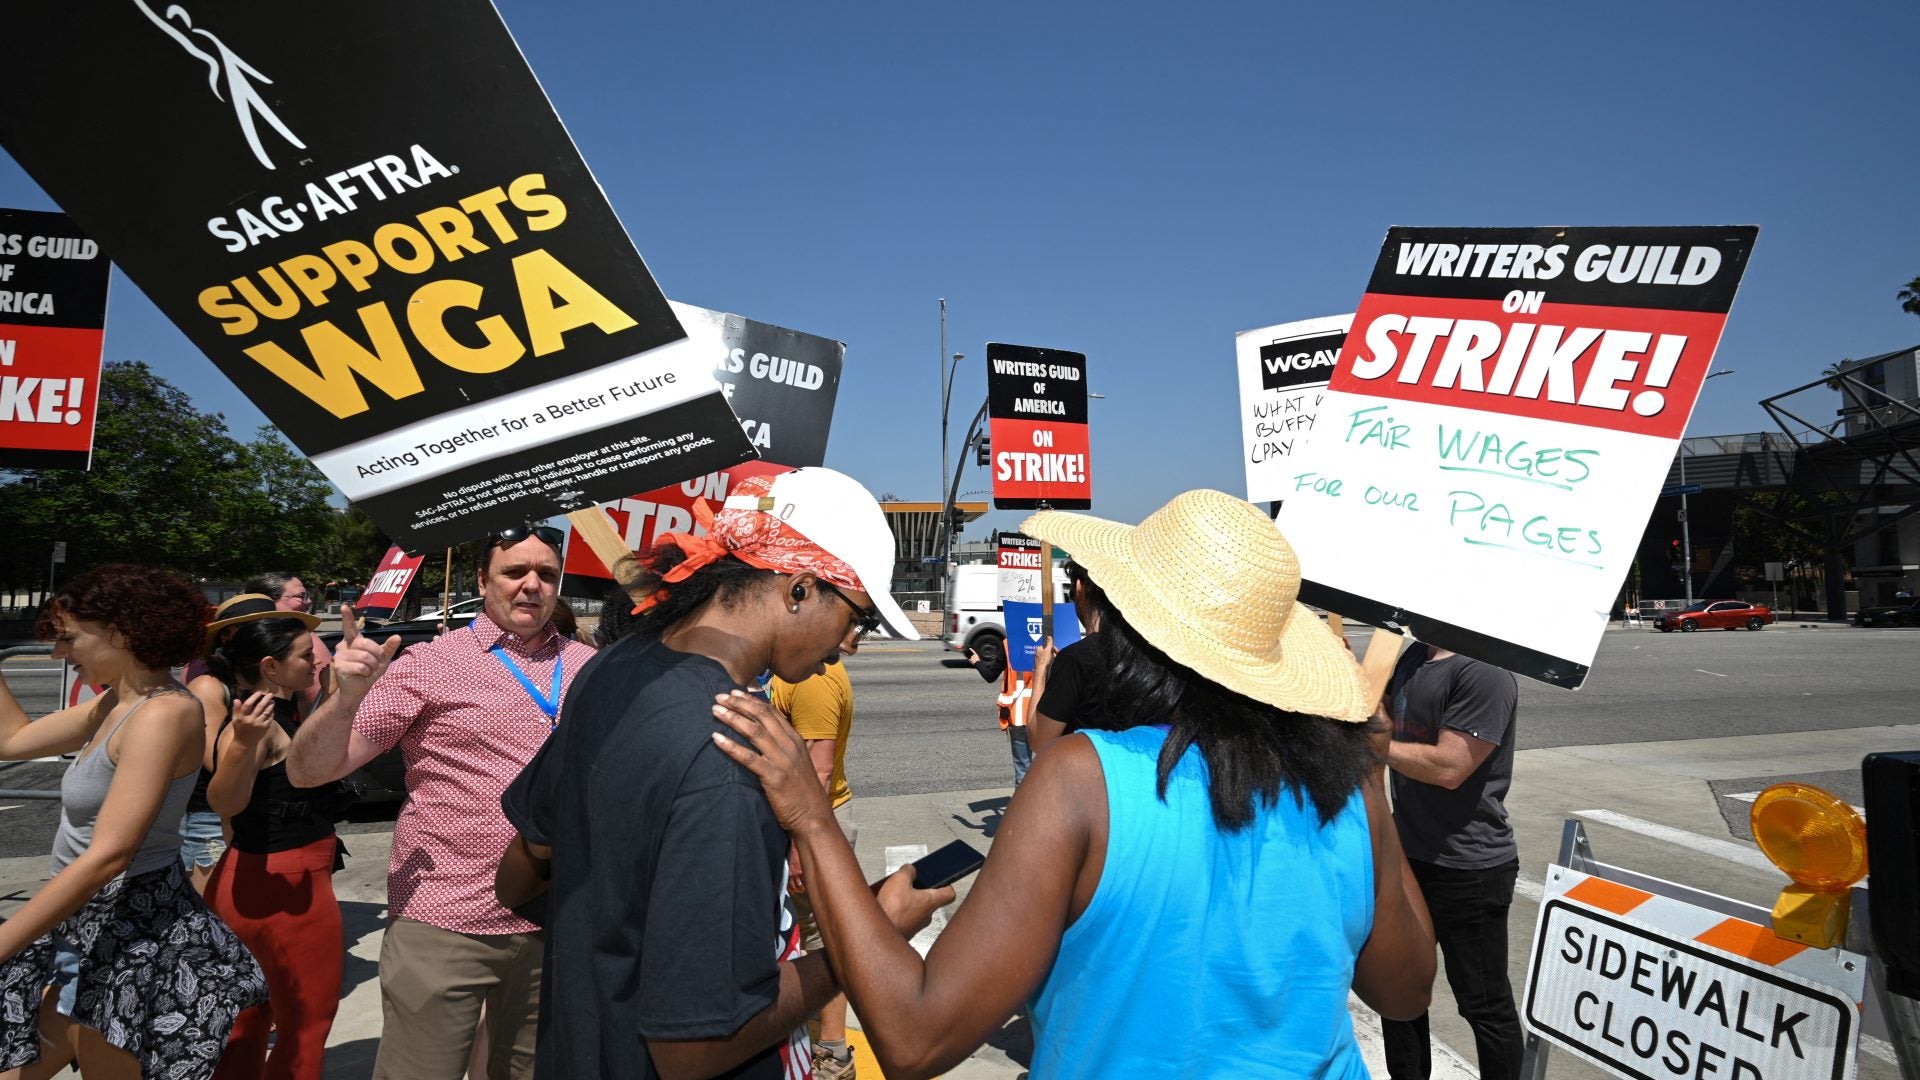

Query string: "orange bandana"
[[634, 474, 861, 613]]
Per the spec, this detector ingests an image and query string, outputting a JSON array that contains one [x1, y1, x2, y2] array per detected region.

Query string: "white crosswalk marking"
[[1514, 874, 1544, 903], [1572, 808, 1778, 873], [1725, 789, 1865, 817]]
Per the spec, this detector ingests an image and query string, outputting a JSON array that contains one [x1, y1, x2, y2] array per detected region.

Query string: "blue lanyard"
[[489, 642, 563, 730]]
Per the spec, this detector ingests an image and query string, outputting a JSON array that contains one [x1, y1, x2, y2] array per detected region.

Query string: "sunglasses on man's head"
[[486, 524, 564, 549], [819, 581, 882, 640]]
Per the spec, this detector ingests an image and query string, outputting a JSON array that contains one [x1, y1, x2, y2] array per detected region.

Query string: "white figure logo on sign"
[[1025, 616, 1043, 642], [135, 0, 307, 170]]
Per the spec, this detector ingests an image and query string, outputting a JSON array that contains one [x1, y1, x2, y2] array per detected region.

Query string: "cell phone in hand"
[[910, 839, 985, 889]]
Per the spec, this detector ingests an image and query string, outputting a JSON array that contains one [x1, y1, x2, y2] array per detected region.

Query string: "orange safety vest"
[[996, 666, 1031, 731]]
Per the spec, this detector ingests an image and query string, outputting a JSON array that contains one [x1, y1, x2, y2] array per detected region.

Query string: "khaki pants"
[[373, 916, 543, 1080]]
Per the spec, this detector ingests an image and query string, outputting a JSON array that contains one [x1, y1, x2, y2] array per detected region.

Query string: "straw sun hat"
[[1021, 489, 1372, 722], [204, 593, 321, 649]]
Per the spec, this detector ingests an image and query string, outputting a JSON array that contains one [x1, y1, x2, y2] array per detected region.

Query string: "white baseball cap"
[[717, 467, 919, 640]]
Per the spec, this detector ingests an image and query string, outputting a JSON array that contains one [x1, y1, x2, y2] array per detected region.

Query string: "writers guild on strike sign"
[[1234, 314, 1351, 504], [986, 342, 1091, 510], [1272, 225, 1756, 689], [0, 208, 111, 472]]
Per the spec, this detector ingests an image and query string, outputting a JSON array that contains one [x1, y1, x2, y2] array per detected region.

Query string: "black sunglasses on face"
[[819, 581, 882, 639], [487, 524, 565, 550]]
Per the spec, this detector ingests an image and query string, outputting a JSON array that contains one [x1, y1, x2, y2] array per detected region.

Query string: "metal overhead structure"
[[1758, 345, 1920, 621]]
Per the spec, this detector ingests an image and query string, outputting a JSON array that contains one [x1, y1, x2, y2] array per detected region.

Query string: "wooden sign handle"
[[1359, 627, 1404, 711], [1040, 539, 1055, 641], [566, 509, 642, 599]]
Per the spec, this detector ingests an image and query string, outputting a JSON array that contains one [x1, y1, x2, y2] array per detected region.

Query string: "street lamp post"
[[936, 301, 966, 608], [1679, 368, 1736, 606]]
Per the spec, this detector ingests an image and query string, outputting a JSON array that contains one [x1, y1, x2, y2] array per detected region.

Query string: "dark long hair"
[[207, 618, 310, 692], [1091, 597, 1373, 832], [617, 543, 775, 640], [593, 586, 640, 646]]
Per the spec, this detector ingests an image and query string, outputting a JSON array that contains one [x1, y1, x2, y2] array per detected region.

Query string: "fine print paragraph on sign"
[[410, 429, 717, 531]]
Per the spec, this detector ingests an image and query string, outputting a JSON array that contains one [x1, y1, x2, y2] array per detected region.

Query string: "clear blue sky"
[[5, 1, 1916, 535]]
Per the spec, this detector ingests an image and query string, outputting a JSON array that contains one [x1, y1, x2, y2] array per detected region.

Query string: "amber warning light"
[[1750, 782, 1869, 949]]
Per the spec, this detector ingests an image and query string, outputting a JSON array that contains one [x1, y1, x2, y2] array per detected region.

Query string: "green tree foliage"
[[0, 361, 345, 588], [1728, 490, 1850, 579], [313, 504, 391, 591]]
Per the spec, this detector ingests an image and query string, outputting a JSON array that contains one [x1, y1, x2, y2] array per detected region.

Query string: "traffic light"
[[948, 507, 967, 536], [976, 437, 991, 468]]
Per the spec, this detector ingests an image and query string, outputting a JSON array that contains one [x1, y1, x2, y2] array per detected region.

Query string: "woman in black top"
[[203, 618, 347, 1080]]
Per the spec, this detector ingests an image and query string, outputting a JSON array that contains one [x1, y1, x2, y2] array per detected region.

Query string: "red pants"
[[206, 834, 343, 1080]]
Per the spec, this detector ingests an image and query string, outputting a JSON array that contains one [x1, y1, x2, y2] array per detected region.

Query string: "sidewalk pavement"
[[0, 779, 1460, 1079]]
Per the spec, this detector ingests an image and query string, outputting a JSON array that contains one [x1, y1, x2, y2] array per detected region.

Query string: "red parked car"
[[1654, 600, 1775, 632]]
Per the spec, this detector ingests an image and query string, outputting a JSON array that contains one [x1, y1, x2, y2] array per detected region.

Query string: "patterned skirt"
[[0, 860, 269, 1078]]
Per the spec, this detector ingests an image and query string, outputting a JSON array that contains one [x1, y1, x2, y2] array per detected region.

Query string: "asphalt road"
[[1, 624, 1915, 859]]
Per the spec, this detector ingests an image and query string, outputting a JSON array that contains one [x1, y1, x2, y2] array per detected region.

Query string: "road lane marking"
[[1571, 809, 1777, 874], [1514, 875, 1544, 903], [1725, 789, 1865, 817], [1695, 668, 1727, 677]]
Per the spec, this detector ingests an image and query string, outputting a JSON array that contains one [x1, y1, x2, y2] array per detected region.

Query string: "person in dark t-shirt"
[[1029, 559, 1107, 756], [496, 469, 949, 1079], [1377, 642, 1522, 1080]]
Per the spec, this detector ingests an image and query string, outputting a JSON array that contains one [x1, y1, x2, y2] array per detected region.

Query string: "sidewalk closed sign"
[[1524, 867, 1861, 1080]]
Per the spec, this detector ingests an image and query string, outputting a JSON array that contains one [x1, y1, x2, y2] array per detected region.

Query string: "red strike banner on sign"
[[1331, 296, 1728, 441], [991, 419, 1090, 493], [0, 208, 110, 471], [357, 546, 426, 618], [562, 460, 792, 584]]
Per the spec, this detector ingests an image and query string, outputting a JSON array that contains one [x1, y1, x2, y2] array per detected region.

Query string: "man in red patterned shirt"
[[289, 525, 591, 1079]]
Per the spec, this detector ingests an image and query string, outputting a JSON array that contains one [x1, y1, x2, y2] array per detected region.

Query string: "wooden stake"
[[1359, 628, 1404, 710], [440, 548, 453, 622], [1039, 539, 1055, 641], [566, 509, 642, 600]]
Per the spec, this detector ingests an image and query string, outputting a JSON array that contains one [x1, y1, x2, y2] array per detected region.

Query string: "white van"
[[944, 563, 1074, 670]]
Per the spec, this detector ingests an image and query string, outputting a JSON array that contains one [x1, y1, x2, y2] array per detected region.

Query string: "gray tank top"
[[51, 687, 199, 879]]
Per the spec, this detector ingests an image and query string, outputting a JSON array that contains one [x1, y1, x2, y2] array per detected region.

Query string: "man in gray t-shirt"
[[1379, 643, 1522, 1080]]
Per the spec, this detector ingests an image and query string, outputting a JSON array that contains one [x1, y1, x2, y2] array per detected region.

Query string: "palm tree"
[[1900, 275, 1920, 319], [1821, 358, 1855, 393]]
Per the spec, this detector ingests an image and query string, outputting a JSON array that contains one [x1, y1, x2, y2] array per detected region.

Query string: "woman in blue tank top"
[[0, 565, 266, 1079], [714, 489, 1438, 1078]]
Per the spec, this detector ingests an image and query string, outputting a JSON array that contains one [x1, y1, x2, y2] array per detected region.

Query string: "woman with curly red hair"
[[0, 564, 266, 1080]]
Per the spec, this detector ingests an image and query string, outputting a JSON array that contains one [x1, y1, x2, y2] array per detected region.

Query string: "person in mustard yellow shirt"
[[768, 661, 859, 1080]]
